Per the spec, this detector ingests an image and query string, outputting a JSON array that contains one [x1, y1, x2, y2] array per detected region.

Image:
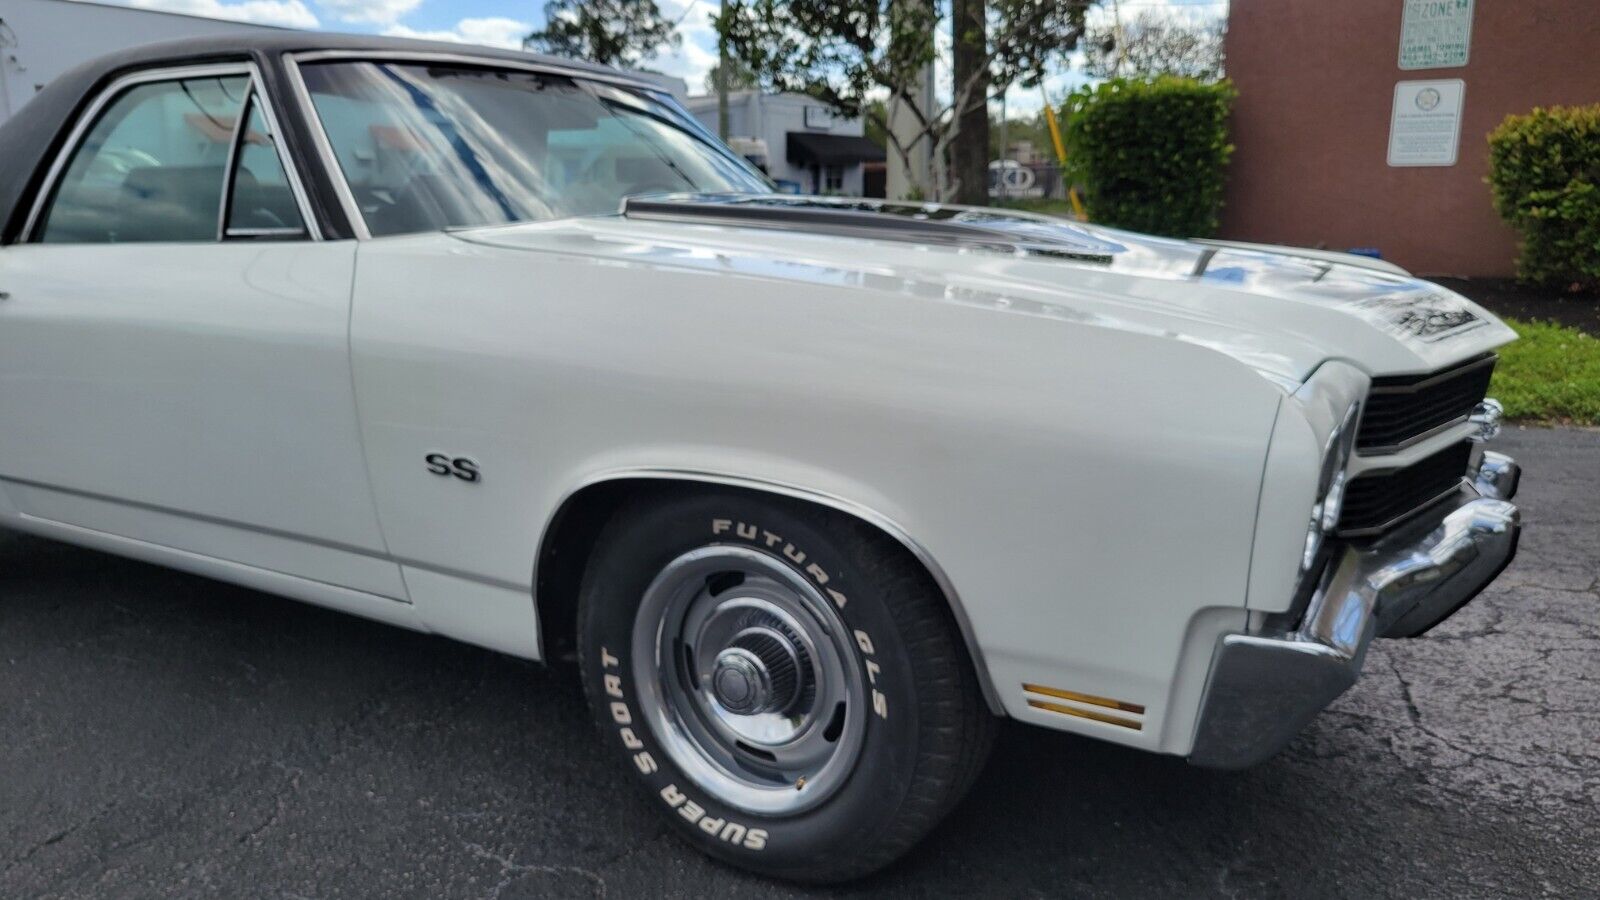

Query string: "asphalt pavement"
[[2, 426, 1596, 898]]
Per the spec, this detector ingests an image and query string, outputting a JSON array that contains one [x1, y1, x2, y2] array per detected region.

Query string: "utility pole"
[[886, 0, 936, 200], [716, 5, 730, 140], [1110, 0, 1128, 77], [998, 90, 1008, 203], [0, 19, 15, 121]]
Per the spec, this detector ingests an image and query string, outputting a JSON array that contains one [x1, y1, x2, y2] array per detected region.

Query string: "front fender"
[[349, 232, 1286, 756]]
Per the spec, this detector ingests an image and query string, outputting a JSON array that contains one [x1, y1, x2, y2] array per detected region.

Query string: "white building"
[[683, 91, 884, 197], [0, 0, 287, 126]]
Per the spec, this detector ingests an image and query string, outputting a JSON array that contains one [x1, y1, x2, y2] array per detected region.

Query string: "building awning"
[[786, 132, 887, 167]]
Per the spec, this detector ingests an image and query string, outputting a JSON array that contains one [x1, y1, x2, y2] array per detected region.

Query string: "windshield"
[[298, 61, 769, 237]]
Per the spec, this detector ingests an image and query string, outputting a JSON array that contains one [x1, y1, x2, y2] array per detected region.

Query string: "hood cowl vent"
[[622, 193, 1122, 265]]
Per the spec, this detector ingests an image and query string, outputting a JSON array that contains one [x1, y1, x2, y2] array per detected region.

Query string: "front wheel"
[[577, 490, 996, 882]]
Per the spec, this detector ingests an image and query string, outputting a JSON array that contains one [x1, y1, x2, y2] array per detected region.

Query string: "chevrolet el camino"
[[0, 35, 1521, 882]]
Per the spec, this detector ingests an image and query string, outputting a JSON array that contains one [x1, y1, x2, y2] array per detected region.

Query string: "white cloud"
[[1084, 0, 1226, 31], [641, 0, 718, 90], [382, 16, 532, 50], [317, 0, 420, 26], [665, 0, 719, 53], [127, 0, 319, 28], [644, 33, 716, 84]]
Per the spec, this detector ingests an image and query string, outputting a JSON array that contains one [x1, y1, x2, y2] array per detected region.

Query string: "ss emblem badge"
[[425, 453, 481, 484]]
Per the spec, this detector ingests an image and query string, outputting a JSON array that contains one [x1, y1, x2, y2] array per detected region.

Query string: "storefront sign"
[[803, 106, 837, 129], [1399, 0, 1474, 70], [1388, 79, 1466, 166]]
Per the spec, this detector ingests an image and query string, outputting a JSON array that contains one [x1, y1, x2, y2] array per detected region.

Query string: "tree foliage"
[[1062, 76, 1235, 237], [863, 98, 889, 151], [989, 112, 1053, 160], [525, 0, 682, 69], [715, 0, 1094, 200], [1083, 10, 1224, 81], [1487, 104, 1600, 290], [704, 58, 760, 94]]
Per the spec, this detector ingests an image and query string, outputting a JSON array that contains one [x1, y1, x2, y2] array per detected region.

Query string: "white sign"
[[1388, 79, 1466, 167], [1399, 0, 1474, 70], [803, 106, 836, 130], [987, 160, 1042, 199]]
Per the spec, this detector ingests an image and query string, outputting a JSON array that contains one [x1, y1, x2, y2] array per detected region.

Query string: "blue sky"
[[116, 0, 725, 87], [110, 0, 1225, 107]]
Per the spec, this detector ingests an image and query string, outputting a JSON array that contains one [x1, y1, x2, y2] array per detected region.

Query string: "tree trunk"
[[933, 125, 958, 203], [951, 0, 989, 206]]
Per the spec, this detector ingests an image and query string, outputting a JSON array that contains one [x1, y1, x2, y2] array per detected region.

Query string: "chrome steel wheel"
[[631, 545, 868, 816], [581, 492, 998, 879]]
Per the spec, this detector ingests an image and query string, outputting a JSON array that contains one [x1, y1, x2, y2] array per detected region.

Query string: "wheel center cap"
[[706, 621, 806, 718], [712, 649, 770, 714]]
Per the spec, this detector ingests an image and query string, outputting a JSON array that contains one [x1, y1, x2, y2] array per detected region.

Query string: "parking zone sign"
[[1399, 0, 1474, 70]]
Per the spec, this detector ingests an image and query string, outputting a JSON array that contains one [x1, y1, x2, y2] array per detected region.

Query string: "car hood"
[[451, 195, 1516, 386]]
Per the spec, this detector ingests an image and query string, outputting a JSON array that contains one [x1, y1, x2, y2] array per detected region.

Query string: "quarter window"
[[39, 75, 249, 243], [224, 96, 306, 236]]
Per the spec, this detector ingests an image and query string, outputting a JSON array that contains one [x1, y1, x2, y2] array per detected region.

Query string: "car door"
[[0, 62, 403, 598]]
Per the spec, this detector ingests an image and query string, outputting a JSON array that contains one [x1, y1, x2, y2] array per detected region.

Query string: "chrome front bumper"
[[1188, 451, 1521, 769]]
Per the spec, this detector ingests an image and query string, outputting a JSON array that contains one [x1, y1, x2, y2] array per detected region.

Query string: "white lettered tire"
[[577, 490, 996, 882]]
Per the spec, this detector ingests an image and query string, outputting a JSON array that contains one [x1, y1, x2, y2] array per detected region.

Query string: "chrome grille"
[[1337, 442, 1473, 536], [1357, 356, 1495, 454]]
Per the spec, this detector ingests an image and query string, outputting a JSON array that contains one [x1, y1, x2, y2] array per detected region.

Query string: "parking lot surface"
[[2, 426, 1596, 898]]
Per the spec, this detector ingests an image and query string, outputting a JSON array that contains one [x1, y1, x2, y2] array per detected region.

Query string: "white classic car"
[[0, 36, 1523, 881]]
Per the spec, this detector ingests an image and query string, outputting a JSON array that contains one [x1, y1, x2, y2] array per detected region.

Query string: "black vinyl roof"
[[0, 33, 646, 243], [100, 31, 639, 79]]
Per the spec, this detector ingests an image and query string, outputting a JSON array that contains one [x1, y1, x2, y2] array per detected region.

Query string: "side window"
[[224, 97, 306, 237], [38, 75, 248, 244]]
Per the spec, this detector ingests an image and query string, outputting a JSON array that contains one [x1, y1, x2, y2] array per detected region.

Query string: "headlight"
[[1301, 404, 1360, 572]]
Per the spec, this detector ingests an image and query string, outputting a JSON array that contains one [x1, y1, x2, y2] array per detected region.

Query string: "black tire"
[[576, 489, 996, 882]]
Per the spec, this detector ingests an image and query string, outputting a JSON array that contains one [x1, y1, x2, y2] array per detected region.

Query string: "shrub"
[[1061, 76, 1235, 238], [1487, 105, 1600, 290]]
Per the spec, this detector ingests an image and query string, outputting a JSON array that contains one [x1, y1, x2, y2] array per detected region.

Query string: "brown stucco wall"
[[1221, 1, 1600, 277]]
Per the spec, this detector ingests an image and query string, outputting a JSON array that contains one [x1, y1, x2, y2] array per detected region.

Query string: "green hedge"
[[1487, 105, 1600, 290], [1061, 77, 1235, 238]]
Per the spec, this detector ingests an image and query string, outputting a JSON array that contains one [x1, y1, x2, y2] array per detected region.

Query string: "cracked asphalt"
[[2, 426, 1596, 898]]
